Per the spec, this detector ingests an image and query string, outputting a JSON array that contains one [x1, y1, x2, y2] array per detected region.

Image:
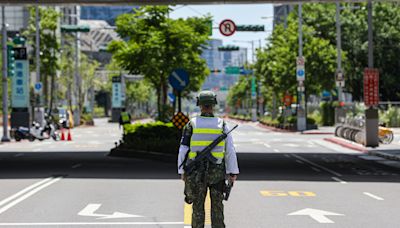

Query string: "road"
[[0, 118, 399, 227]]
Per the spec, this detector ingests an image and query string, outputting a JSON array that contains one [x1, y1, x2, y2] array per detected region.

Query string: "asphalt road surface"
[[0, 118, 399, 228]]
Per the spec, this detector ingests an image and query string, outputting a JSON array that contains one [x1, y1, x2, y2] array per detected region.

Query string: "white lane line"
[[296, 160, 305, 164], [14, 153, 24, 157], [32, 149, 42, 152], [0, 177, 63, 215], [284, 154, 291, 158], [363, 192, 384, 201], [311, 167, 321, 172], [263, 143, 271, 148], [0, 222, 184, 226], [0, 178, 54, 208], [71, 164, 82, 169], [331, 177, 347, 184], [273, 149, 280, 153], [291, 154, 342, 177]]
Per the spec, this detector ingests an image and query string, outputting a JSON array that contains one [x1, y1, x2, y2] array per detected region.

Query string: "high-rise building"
[[80, 6, 137, 25], [201, 39, 223, 71], [273, 4, 293, 28], [0, 6, 29, 35]]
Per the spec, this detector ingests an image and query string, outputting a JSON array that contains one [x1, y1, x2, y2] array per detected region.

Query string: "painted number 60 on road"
[[260, 191, 316, 197]]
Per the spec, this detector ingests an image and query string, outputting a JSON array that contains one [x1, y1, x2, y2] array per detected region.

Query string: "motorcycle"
[[12, 119, 60, 142], [12, 126, 34, 142]]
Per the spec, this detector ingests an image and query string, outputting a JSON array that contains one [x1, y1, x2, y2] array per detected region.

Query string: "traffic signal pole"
[[1, 6, 10, 142]]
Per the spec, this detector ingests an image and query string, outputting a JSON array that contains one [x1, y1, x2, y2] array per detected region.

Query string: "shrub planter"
[[108, 121, 181, 162]]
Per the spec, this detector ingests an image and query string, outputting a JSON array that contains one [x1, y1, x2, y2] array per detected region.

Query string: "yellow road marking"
[[260, 190, 316, 197], [184, 190, 211, 225]]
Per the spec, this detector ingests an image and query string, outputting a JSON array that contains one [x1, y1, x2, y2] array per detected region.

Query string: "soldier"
[[178, 91, 239, 228], [119, 108, 131, 134]]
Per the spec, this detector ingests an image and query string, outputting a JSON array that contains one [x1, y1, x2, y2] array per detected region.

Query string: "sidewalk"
[[324, 134, 400, 161]]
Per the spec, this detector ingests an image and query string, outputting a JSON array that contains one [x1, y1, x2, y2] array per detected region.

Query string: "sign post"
[[10, 46, 30, 129], [251, 73, 257, 122], [364, 68, 379, 147], [296, 55, 306, 132], [111, 76, 122, 122]]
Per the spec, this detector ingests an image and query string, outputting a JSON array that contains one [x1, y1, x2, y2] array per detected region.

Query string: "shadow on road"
[[0, 151, 399, 183]]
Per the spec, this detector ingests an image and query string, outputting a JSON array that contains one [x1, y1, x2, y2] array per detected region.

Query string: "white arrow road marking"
[[288, 208, 344, 224], [78, 204, 143, 219], [172, 72, 186, 87]]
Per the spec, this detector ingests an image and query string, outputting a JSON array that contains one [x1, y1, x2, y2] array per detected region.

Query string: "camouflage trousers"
[[185, 161, 226, 228]]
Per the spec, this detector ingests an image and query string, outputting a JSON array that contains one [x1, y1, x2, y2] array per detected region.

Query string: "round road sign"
[[219, 19, 236, 37]]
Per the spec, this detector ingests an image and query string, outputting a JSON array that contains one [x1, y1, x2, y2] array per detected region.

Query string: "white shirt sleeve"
[[224, 124, 240, 174], [177, 145, 189, 174]]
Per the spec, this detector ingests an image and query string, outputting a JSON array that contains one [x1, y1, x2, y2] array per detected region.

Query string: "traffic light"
[[61, 25, 90, 33], [211, 68, 222, 73], [218, 45, 240, 51], [7, 44, 15, 77], [236, 25, 265, 32]]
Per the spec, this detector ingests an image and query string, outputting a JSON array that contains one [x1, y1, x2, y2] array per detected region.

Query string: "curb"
[[108, 148, 176, 163], [256, 123, 296, 133], [368, 150, 400, 161], [302, 132, 334, 135], [323, 137, 369, 153]]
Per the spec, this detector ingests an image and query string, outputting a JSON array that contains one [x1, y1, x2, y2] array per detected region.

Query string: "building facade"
[[80, 6, 137, 25], [273, 4, 293, 28]]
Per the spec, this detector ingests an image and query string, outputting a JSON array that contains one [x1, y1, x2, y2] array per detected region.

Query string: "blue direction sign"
[[169, 69, 189, 92]]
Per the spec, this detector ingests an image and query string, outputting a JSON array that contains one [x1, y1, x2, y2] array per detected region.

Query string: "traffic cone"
[[67, 129, 72, 141], [60, 128, 65, 141]]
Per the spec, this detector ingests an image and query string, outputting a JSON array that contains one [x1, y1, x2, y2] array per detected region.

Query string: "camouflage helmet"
[[196, 90, 217, 106]]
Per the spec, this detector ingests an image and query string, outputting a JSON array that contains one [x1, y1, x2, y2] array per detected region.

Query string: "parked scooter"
[[12, 126, 34, 142], [12, 118, 60, 142]]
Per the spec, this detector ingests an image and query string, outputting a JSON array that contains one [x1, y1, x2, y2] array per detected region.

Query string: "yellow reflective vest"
[[189, 116, 225, 162]]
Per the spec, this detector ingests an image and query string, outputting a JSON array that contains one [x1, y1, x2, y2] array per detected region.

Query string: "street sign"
[[172, 111, 189, 130], [112, 76, 122, 108], [236, 25, 265, 32], [34, 82, 42, 95], [296, 56, 305, 81], [219, 19, 236, 37], [169, 69, 189, 92], [13, 47, 27, 60], [335, 70, 345, 87], [225, 66, 240, 74], [363, 68, 379, 106], [12, 60, 30, 108]]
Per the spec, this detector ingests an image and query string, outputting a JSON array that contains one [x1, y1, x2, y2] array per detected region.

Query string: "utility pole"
[[34, 6, 45, 126], [335, 1, 346, 125], [1, 6, 9, 142], [365, 0, 379, 147], [297, 4, 307, 132]]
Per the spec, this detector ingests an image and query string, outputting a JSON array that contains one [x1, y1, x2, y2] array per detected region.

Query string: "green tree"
[[108, 6, 210, 121], [254, 17, 337, 114], [301, 2, 400, 101], [24, 7, 60, 108]]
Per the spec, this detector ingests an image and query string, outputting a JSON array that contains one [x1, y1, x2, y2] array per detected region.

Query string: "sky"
[[169, 4, 274, 61]]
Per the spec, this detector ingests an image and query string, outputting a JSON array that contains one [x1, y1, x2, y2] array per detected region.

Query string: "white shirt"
[[177, 123, 240, 175]]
